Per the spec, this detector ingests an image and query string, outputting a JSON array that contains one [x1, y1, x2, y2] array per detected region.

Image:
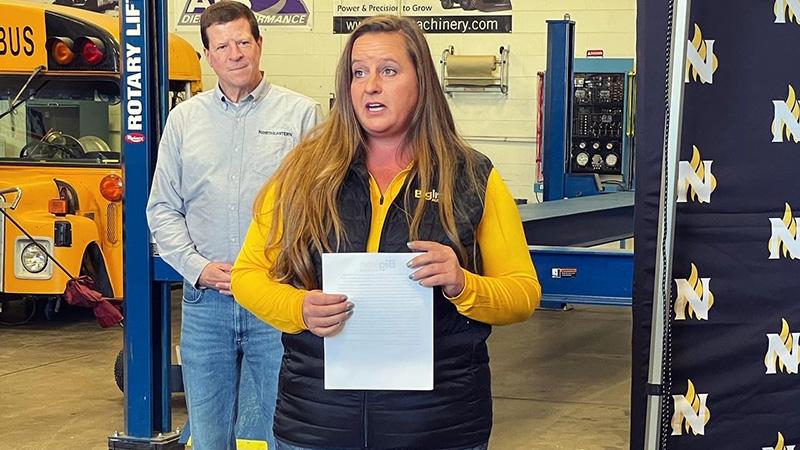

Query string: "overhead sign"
[[178, 0, 313, 28], [333, 0, 513, 34]]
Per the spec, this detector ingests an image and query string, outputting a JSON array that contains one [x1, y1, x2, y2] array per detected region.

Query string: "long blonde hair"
[[257, 15, 485, 289]]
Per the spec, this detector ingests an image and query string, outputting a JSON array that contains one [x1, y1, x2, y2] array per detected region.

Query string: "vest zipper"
[[362, 391, 369, 447], [379, 194, 384, 205]]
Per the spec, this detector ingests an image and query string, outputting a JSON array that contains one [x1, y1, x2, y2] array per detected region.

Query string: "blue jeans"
[[275, 439, 489, 450], [180, 282, 283, 450]]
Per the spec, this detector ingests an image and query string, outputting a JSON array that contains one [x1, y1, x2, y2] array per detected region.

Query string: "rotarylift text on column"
[[124, 0, 145, 144]]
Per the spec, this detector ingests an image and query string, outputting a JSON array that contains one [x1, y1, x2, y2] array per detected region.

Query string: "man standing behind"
[[146, 2, 319, 449]]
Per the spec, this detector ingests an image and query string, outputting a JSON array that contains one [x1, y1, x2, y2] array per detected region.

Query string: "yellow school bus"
[[0, 1, 202, 323]]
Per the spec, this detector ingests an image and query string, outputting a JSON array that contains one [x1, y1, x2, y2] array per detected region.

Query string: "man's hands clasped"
[[198, 262, 233, 295]]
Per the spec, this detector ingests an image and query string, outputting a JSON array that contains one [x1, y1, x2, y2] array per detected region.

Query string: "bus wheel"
[[114, 349, 125, 393], [0, 297, 37, 326]]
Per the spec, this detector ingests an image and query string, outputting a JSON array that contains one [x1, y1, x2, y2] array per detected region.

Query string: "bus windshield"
[[0, 76, 121, 165]]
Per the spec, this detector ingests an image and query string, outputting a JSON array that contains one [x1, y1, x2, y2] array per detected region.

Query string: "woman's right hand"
[[302, 290, 353, 337]]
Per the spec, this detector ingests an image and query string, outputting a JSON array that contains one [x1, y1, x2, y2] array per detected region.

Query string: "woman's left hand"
[[407, 241, 465, 297]]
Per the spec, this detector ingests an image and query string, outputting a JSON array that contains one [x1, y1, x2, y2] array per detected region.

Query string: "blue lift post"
[[112, 0, 181, 447], [154, 0, 173, 435], [541, 18, 575, 202], [114, 1, 266, 446]]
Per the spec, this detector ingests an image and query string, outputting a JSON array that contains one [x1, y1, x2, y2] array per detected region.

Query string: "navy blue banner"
[[634, 1, 800, 448]]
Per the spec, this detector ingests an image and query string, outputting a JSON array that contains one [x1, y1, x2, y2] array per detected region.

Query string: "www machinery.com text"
[[333, 15, 511, 34]]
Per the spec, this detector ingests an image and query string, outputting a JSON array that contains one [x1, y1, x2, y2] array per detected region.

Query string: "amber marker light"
[[48, 198, 68, 215], [100, 174, 123, 202], [48, 37, 75, 65]]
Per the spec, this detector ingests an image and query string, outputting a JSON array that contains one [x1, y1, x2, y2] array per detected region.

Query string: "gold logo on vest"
[[674, 263, 714, 320], [678, 146, 716, 203], [764, 432, 796, 450], [686, 24, 718, 84], [769, 203, 800, 259], [765, 318, 800, 374], [775, 0, 800, 25], [773, 85, 800, 143], [414, 189, 440, 203], [671, 379, 710, 436]]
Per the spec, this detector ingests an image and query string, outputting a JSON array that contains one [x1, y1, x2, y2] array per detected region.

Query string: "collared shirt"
[[146, 76, 321, 285]]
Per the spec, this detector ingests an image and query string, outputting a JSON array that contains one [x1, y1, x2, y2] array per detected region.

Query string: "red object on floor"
[[64, 275, 123, 328]]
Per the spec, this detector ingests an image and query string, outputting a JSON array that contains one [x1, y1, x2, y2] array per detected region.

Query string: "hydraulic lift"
[[528, 17, 634, 309], [110, 0, 181, 447]]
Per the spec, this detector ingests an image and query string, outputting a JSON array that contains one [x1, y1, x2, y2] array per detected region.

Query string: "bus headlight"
[[21, 243, 48, 273]]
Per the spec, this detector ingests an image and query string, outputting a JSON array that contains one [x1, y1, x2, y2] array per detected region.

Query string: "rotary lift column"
[[541, 16, 575, 201], [109, 0, 181, 448]]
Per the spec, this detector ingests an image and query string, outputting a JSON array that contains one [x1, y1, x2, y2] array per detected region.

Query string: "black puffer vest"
[[275, 154, 494, 449]]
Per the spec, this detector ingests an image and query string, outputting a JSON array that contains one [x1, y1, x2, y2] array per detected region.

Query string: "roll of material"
[[445, 55, 498, 86]]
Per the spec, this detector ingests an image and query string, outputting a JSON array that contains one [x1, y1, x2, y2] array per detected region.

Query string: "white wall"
[[169, 0, 636, 201]]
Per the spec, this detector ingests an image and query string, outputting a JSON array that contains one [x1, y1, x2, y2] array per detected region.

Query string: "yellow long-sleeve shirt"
[[232, 167, 541, 333]]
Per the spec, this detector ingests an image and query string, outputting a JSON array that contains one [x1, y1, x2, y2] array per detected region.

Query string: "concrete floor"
[[0, 296, 630, 450]]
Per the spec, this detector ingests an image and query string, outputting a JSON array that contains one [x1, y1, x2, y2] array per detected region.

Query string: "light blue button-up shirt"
[[146, 77, 321, 285]]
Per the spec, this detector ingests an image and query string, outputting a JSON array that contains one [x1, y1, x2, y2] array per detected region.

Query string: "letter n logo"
[[677, 146, 716, 203], [775, 0, 800, 24], [765, 319, 800, 374], [773, 85, 800, 143], [686, 24, 718, 84], [674, 263, 713, 320], [769, 203, 800, 259], [671, 379, 710, 436]]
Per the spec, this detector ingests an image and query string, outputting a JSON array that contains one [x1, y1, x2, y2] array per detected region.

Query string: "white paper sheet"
[[322, 252, 433, 390]]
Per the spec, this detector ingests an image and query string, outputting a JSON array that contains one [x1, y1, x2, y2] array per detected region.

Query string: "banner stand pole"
[[643, 0, 692, 448]]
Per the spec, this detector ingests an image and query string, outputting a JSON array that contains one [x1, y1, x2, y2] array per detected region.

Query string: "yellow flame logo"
[[674, 263, 714, 320], [686, 24, 719, 83], [775, 0, 800, 25], [678, 379, 711, 435], [766, 319, 796, 373], [686, 146, 717, 202], [773, 85, 800, 143], [774, 432, 788, 450], [770, 203, 798, 258], [689, 263, 713, 318]]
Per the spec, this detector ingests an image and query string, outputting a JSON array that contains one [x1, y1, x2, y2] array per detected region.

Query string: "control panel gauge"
[[570, 72, 626, 175]]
